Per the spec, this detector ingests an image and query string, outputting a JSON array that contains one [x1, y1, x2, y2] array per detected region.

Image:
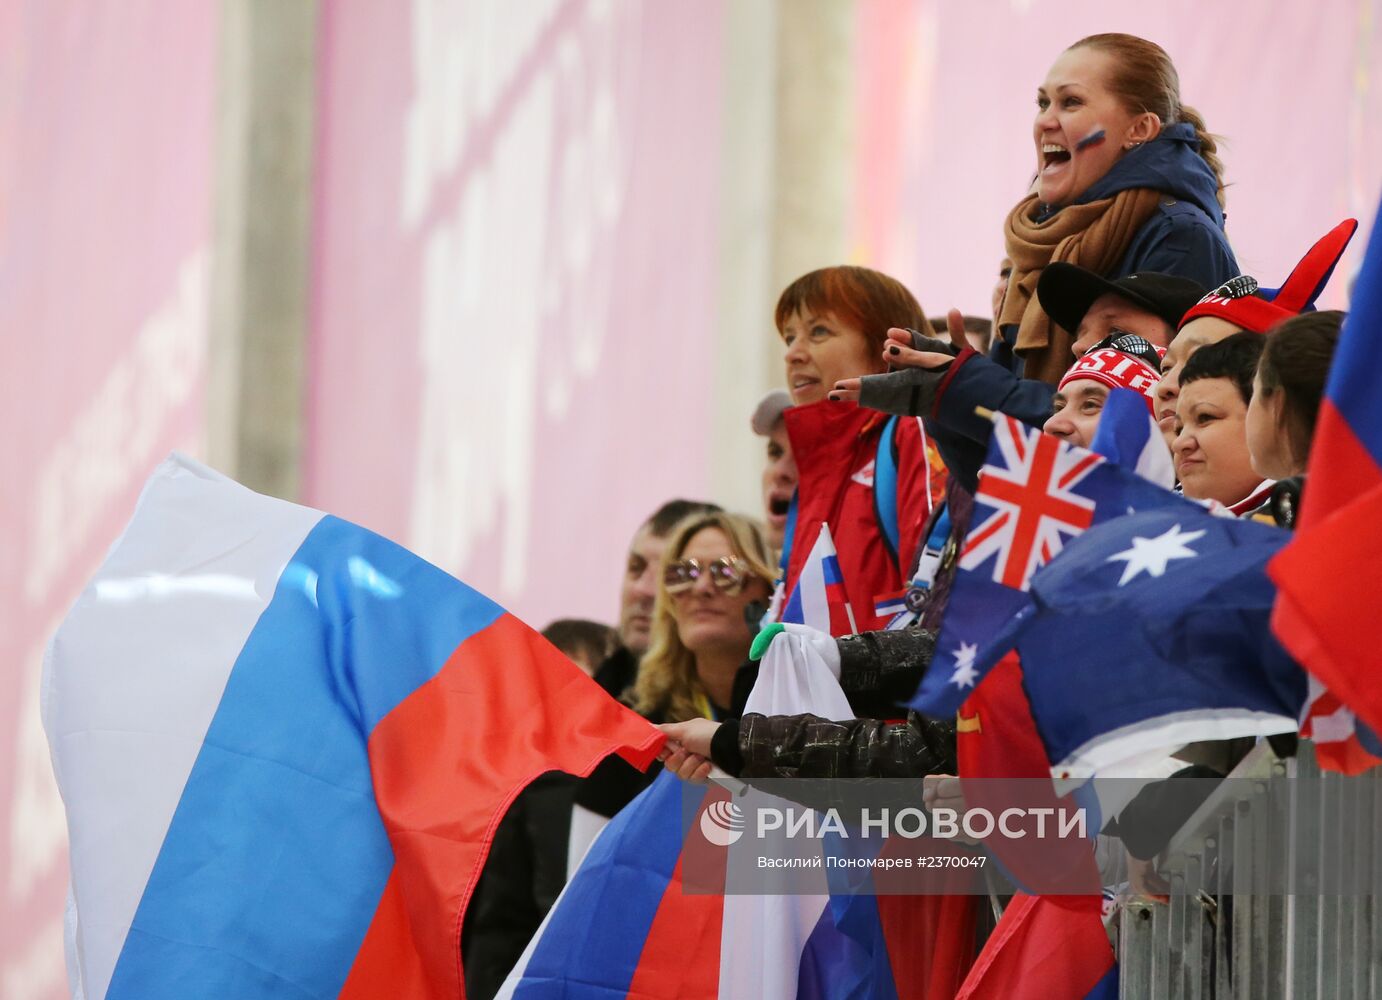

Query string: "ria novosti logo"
[[698, 800, 746, 846]]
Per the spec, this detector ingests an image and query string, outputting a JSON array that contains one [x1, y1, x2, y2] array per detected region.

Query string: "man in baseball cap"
[[1036, 263, 1207, 359], [751, 389, 797, 551]]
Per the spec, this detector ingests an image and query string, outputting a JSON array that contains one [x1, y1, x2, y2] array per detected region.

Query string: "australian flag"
[[1013, 506, 1306, 790], [909, 413, 1183, 719]]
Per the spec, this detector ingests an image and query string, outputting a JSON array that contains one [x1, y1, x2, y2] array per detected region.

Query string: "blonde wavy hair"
[[631, 511, 776, 722]]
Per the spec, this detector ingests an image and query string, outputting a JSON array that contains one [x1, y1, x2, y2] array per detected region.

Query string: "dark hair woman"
[[1246, 311, 1346, 482]]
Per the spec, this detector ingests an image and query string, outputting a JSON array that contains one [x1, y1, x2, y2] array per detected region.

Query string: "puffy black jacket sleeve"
[[834, 624, 938, 718], [711, 711, 956, 780]]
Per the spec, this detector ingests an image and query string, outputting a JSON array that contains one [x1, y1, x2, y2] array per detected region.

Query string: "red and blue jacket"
[[782, 399, 946, 635]]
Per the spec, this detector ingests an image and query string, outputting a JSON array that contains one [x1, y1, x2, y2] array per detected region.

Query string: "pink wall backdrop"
[[849, 0, 1382, 320], [306, 0, 727, 629], [0, 2, 218, 995], [8, 6, 1378, 992]]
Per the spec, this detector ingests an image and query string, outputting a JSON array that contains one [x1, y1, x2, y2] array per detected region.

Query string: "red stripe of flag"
[[340, 614, 663, 998], [625, 791, 730, 999], [1269, 405, 1382, 739]]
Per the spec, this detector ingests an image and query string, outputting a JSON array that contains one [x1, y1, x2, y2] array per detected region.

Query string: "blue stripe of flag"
[[1324, 208, 1382, 465], [513, 772, 706, 998], [1088, 387, 1153, 469], [107, 515, 505, 999], [797, 832, 900, 1000]]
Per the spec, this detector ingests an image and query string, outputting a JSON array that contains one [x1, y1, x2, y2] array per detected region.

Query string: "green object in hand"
[[750, 622, 785, 661]]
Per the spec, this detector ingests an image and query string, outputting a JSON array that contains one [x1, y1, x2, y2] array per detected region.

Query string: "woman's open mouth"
[[1041, 143, 1071, 174]]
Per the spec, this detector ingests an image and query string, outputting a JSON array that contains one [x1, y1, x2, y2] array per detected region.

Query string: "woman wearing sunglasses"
[[630, 511, 776, 725], [572, 512, 775, 825]]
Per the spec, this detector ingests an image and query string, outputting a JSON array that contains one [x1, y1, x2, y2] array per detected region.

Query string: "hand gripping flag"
[[501, 624, 975, 999], [1269, 200, 1382, 773], [43, 454, 662, 1000], [909, 413, 1180, 720]]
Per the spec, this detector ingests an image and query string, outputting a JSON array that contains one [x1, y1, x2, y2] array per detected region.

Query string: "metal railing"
[[1117, 742, 1382, 998]]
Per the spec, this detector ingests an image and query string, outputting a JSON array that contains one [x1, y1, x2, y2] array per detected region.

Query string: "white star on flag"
[[949, 641, 980, 689], [1106, 523, 1206, 586]]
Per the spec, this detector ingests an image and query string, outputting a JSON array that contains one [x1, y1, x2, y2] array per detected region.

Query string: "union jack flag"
[[910, 414, 1183, 719], [960, 415, 1103, 591]]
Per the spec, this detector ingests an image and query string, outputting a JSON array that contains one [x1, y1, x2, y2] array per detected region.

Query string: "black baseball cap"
[[1037, 263, 1207, 338]]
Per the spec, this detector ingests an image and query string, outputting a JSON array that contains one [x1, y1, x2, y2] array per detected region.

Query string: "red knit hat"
[[1179, 218, 1359, 333], [1058, 347, 1162, 413]]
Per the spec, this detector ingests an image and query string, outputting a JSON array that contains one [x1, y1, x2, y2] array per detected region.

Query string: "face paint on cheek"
[[1074, 127, 1106, 152]]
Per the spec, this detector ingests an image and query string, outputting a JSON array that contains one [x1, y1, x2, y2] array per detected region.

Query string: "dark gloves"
[[856, 327, 956, 418], [857, 367, 950, 418], [903, 328, 961, 356]]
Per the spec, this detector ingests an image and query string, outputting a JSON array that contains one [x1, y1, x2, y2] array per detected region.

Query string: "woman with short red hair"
[[773, 265, 946, 637]]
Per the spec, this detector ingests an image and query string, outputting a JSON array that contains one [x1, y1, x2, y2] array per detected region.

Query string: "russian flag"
[[781, 524, 858, 636], [955, 894, 1116, 1000], [1269, 200, 1382, 773], [873, 588, 909, 620], [501, 623, 975, 998], [43, 454, 662, 1000]]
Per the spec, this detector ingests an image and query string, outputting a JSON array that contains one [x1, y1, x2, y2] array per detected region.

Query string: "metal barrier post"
[[1120, 900, 1156, 999], [1286, 743, 1322, 999]]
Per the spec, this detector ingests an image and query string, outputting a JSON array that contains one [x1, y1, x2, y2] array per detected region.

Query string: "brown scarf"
[[999, 188, 1162, 384]]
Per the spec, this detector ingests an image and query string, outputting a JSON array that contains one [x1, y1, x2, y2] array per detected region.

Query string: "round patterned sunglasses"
[[662, 556, 751, 595]]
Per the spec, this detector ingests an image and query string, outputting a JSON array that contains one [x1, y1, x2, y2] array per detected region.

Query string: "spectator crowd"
[[460, 32, 1369, 999]]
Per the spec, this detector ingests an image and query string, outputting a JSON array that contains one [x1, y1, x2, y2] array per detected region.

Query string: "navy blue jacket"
[[938, 123, 1238, 487], [1090, 122, 1237, 285]]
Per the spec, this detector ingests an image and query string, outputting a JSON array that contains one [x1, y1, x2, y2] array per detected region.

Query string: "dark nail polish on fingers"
[[889, 346, 901, 356]]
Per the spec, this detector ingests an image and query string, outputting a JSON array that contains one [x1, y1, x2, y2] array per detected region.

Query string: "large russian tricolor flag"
[[499, 626, 975, 999], [1269, 199, 1382, 773], [43, 454, 662, 999]]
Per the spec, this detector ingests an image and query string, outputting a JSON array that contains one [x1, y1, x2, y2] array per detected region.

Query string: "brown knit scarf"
[[999, 188, 1162, 384]]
